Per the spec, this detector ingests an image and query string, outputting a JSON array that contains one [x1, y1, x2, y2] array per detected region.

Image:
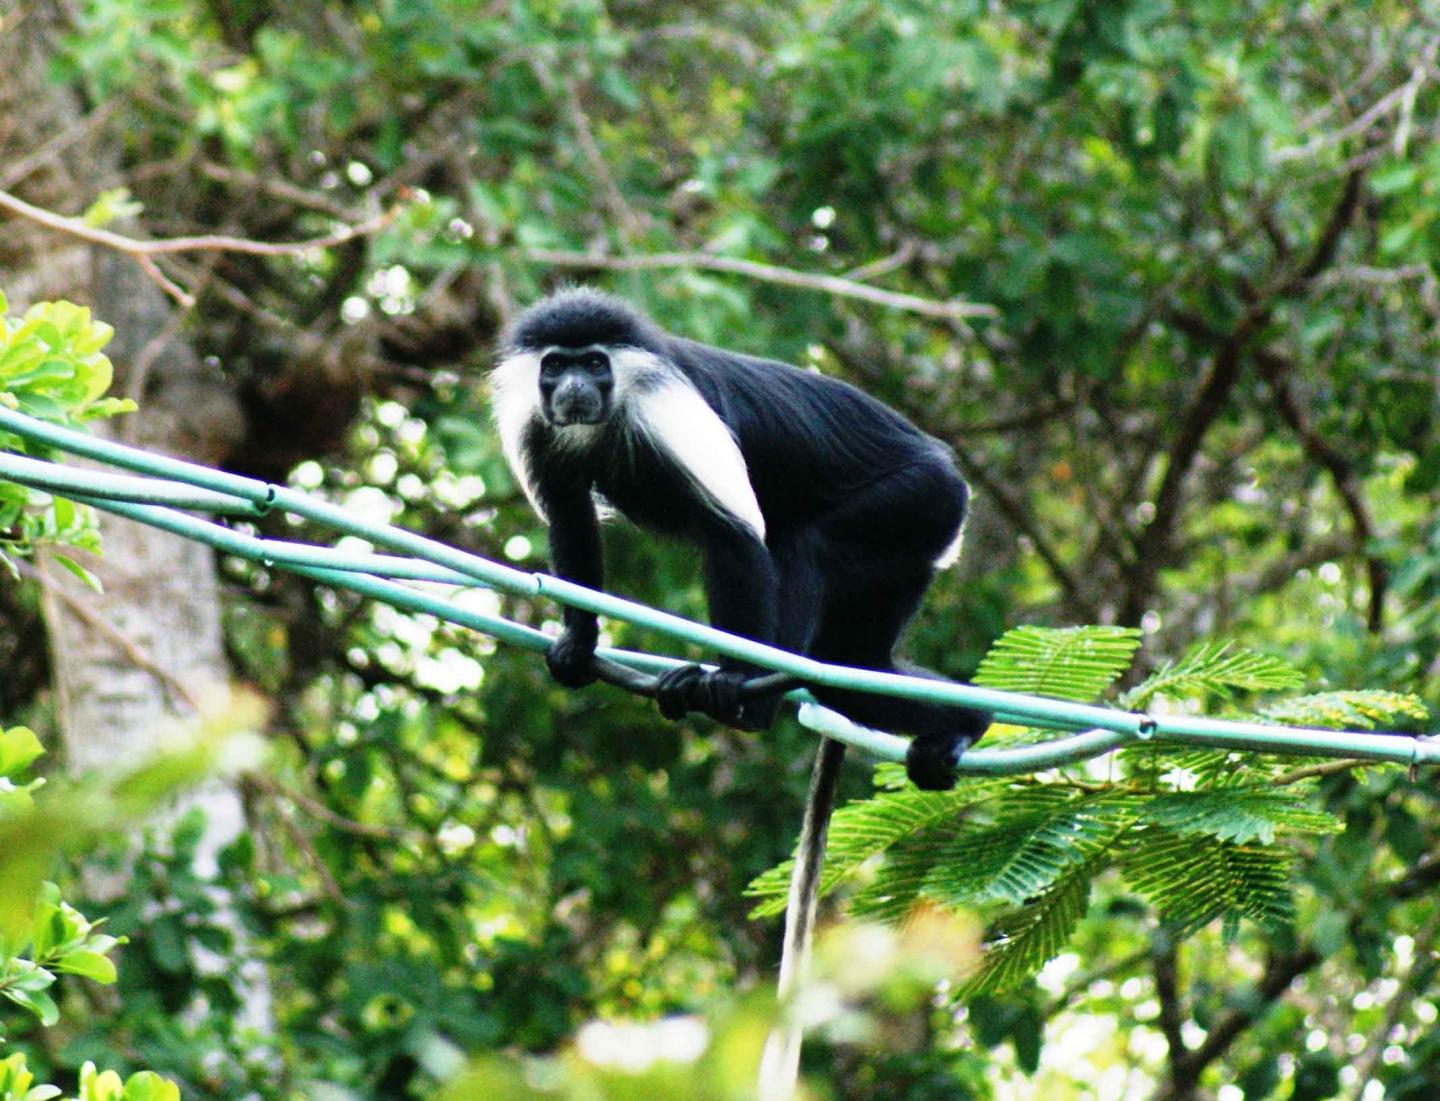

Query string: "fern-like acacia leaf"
[[1141, 791, 1340, 845], [957, 868, 1092, 997], [745, 781, 1002, 917], [923, 796, 1135, 908], [1261, 690, 1429, 731], [1123, 641, 1304, 709], [973, 625, 1142, 702], [1121, 829, 1295, 935]]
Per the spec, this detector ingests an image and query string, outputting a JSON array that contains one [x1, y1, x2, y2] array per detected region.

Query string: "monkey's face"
[[539, 348, 615, 426]]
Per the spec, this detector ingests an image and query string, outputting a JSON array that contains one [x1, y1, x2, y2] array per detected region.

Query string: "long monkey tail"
[[757, 736, 847, 1101]]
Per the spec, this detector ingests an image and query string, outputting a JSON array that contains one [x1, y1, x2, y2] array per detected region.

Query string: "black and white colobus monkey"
[[492, 286, 990, 789], [494, 287, 989, 1097]]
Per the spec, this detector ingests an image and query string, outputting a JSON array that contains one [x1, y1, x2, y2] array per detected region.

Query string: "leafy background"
[[1, 1, 1439, 1099]]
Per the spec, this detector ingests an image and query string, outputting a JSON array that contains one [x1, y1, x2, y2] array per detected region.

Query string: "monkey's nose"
[[552, 381, 604, 424]]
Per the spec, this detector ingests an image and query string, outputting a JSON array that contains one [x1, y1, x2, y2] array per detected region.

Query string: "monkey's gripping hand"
[[654, 664, 773, 730], [546, 629, 600, 688]]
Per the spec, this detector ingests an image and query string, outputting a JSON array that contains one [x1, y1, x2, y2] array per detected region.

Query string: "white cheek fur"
[[490, 350, 545, 515]]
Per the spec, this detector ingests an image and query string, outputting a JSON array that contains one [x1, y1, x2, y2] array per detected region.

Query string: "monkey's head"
[[500, 286, 665, 429], [538, 347, 614, 426]]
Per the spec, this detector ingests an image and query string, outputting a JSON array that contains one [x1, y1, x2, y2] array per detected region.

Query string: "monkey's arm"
[[540, 479, 603, 687], [702, 524, 780, 659], [656, 521, 782, 729]]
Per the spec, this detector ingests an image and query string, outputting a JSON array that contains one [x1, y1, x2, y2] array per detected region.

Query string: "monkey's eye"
[[583, 355, 609, 373]]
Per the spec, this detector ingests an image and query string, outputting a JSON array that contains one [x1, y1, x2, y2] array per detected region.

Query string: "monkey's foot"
[[735, 685, 782, 732], [905, 705, 991, 790], [905, 733, 976, 791]]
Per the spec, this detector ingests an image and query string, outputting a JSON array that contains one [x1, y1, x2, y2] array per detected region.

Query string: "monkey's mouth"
[[547, 406, 606, 427]]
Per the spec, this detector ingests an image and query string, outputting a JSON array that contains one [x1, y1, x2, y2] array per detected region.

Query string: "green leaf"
[[974, 625, 1142, 702], [1261, 691, 1429, 731], [1121, 830, 1295, 934], [1141, 791, 1341, 845], [30, 883, 64, 958], [77, 1062, 125, 1101], [958, 868, 1091, 996], [54, 949, 117, 984], [746, 780, 1002, 917], [846, 829, 960, 924], [1, 983, 59, 1027], [120, 1072, 180, 1101], [50, 553, 103, 593], [1123, 642, 1304, 709], [0, 728, 44, 779], [922, 795, 1135, 907]]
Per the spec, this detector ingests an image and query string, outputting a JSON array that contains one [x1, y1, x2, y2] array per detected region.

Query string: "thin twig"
[[841, 241, 918, 282], [1255, 349, 1388, 631], [247, 772, 421, 841], [0, 186, 398, 257], [193, 162, 356, 218], [1271, 38, 1438, 164], [1153, 938, 1189, 1073], [1271, 758, 1370, 786], [0, 99, 123, 190], [523, 247, 999, 323]]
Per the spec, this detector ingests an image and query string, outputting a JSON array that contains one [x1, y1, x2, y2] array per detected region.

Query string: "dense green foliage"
[[0, 292, 131, 575], [2, 1, 1439, 1099]]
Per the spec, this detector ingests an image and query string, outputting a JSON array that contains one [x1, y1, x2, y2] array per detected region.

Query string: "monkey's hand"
[[654, 665, 756, 728], [654, 664, 707, 720], [546, 630, 599, 688]]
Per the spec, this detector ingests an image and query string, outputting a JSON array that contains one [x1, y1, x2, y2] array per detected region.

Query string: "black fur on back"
[[504, 286, 664, 352]]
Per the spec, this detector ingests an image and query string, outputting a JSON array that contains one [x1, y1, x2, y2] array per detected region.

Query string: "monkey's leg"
[[803, 461, 989, 789], [803, 570, 987, 789]]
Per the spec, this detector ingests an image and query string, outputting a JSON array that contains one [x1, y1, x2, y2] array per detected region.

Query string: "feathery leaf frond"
[[922, 795, 1135, 908], [1123, 641, 1303, 709], [745, 780, 1004, 917], [1122, 829, 1295, 935], [957, 868, 1092, 996], [973, 625, 1142, 702], [1142, 790, 1340, 845], [1261, 690, 1429, 731]]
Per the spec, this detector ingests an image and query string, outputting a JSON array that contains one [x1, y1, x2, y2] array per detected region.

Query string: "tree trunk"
[[0, 0, 271, 1033]]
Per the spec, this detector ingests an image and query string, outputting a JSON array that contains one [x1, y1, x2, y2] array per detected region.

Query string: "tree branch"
[[1152, 937, 1189, 1073], [1150, 843, 1440, 1101], [1119, 331, 1251, 626], [1121, 170, 1366, 625], [522, 247, 999, 324], [1155, 948, 1323, 1101], [1255, 349, 1388, 631], [0, 186, 399, 307], [0, 186, 399, 258]]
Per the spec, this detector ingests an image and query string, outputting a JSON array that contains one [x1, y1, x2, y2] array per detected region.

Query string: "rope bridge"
[[1, 404, 1436, 775]]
